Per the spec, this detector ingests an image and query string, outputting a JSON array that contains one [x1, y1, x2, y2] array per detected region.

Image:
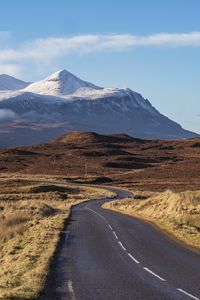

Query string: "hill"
[[0, 131, 199, 191]]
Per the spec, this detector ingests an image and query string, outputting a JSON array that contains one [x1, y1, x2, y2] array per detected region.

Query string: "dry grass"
[[103, 190, 200, 251], [0, 176, 115, 299]]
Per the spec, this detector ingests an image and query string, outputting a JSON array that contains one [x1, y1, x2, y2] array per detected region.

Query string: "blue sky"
[[0, 0, 200, 133]]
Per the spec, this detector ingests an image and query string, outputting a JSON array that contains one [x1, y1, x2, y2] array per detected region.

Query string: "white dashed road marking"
[[86, 204, 199, 299], [177, 288, 200, 300], [143, 267, 166, 281], [68, 280, 75, 300], [108, 224, 113, 230], [87, 207, 105, 221], [118, 241, 126, 251], [113, 231, 119, 240], [128, 253, 140, 264]]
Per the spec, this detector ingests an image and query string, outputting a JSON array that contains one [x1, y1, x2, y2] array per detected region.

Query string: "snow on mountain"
[[24, 69, 101, 96], [0, 74, 30, 91], [0, 69, 198, 147], [72, 86, 159, 117], [0, 69, 157, 116]]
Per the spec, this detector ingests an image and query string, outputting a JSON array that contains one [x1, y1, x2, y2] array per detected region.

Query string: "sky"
[[0, 0, 200, 133]]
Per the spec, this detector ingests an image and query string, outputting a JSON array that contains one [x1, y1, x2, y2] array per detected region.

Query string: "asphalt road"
[[39, 185, 200, 300]]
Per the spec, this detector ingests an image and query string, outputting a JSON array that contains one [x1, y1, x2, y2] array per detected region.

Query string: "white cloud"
[[1, 32, 200, 76], [0, 64, 22, 77]]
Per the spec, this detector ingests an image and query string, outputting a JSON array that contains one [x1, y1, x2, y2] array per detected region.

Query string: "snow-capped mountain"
[[24, 69, 100, 96], [0, 69, 198, 147], [0, 74, 30, 91]]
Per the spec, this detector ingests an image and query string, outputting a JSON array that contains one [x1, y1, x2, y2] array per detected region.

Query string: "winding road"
[[39, 185, 200, 300]]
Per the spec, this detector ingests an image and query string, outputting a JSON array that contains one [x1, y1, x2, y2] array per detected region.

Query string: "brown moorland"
[[0, 131, 199, 191]]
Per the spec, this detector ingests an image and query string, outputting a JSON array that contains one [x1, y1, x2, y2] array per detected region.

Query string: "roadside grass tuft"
[[103, 190, 200, 251], [0, 176, 115, 299]]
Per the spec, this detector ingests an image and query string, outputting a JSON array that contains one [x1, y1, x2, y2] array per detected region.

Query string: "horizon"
[[0, 0, 200, 133]]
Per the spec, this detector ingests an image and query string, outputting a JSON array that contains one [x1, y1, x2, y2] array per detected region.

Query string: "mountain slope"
[[0, 69, 198, 147], [0, 74, 30, 90]]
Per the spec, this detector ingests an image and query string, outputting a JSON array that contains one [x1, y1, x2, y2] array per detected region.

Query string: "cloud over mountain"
[[1, 32, 200, 66]]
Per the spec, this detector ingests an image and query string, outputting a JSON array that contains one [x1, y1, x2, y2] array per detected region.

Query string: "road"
[[39, 185, 200, 300]]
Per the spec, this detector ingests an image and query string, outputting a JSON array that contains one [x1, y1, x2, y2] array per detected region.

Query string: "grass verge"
[[0, 177, 115, 299], [103, 190, 200, 252]]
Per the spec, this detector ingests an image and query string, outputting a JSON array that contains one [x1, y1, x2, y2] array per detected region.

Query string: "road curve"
[[39, 184, 200, 300]]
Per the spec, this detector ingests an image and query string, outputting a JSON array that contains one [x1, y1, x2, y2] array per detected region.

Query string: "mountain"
[[24, 69, 100, 96], [0, 74, 30, 90], [0, 69, 198, 147]]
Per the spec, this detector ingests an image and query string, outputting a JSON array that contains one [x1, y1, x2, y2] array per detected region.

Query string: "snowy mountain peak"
[[24, 69, 101, 96], [45, 69, 76, 81], [0, 74, 30, 91], [0, 69, 198, 146]]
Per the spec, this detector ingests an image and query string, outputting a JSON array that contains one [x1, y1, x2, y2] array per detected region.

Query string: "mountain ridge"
[[0, 74, 30, 91], [0, 69, 198, 147]]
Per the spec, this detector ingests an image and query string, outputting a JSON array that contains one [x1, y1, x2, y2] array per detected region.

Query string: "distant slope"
[[0, 74, 30, 90]]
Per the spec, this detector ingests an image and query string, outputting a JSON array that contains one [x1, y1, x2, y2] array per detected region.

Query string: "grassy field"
[[0, 176, 115, 300], [103, 190, 200, 252]]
